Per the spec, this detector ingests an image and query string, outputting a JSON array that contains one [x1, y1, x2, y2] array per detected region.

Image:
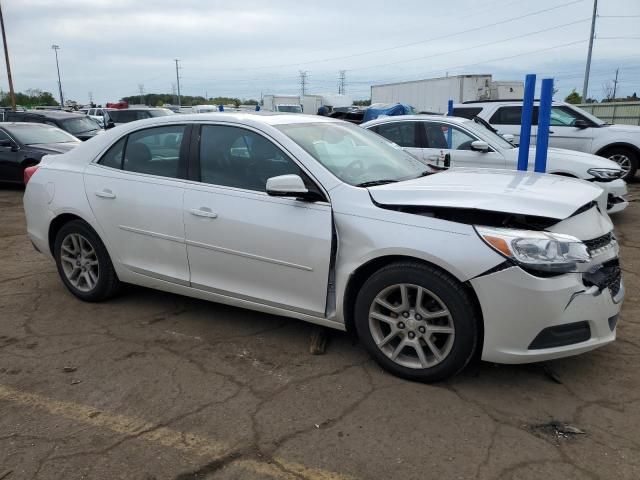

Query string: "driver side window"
[[199, 125, 302, 192]]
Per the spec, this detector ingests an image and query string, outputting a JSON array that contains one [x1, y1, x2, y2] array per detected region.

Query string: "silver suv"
[[453, 100, 640, 180]]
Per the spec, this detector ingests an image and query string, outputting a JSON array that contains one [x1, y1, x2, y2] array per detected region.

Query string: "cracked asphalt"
[[1, 182, 639, 480]]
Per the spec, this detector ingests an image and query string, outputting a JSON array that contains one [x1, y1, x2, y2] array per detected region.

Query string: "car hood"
[[368, 168, 604, 220], [502, 147, 622, 172], [602, 123, 640, 134], [28, 142, 80, 154]]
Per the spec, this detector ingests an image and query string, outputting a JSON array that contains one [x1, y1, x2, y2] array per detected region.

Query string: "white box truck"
[[301, 94, 353, 115], [262, 95, 302, 113], [370, 74, 523, 113]]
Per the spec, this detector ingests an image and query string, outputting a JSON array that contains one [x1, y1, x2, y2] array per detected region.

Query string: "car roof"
[[111, 111, 341, 126], [361, 114, 469, 127], [0, 122, 60, 128], [456, 101, 564, 106], [11, 110, 87, 119]]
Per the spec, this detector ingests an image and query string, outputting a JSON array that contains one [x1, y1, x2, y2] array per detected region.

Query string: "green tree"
[[564, 89, 582, 104], [353, 99, 371, 106], [0, 89, 59, 108]]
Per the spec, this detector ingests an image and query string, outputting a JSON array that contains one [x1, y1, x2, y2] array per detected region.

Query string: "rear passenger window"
[[451, 107, 483, 119], [123, 125, 185, 178], [490, 106, 540, 125], [98, 126, 185, 177], [373, 122, 418, 148], [99, 137, 126, 169]]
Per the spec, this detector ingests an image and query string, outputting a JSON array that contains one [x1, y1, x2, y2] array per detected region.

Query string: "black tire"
[[354, 262, 478, 383], [53, 219, 120, 302], [602, 146, 638, 181]]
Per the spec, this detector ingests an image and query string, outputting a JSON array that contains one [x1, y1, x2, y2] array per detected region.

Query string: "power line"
[[207, 0, 585, 73], [349, 18, 590, 73]]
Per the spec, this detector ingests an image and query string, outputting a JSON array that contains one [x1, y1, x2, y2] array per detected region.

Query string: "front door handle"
[[95, 189, 116, 199], [190, 207, 218, 219]]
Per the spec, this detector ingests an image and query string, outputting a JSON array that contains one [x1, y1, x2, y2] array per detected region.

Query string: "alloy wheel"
[[59, 233, 100, 292], [368, 283, 455, 369], [609, 153, 631, 174]]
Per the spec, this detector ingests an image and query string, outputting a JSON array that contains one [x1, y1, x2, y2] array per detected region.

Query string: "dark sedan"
[[4, 110, 103, 141], [0, 123, 80, 184]]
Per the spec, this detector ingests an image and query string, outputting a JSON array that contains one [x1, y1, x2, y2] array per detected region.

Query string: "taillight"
[[24, 165, 40, 185]]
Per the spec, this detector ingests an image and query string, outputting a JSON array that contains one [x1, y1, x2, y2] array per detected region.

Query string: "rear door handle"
[[190, 207, 218, 218], [95, 189, 116, 199]]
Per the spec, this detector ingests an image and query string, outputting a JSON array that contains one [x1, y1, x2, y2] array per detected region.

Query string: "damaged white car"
[[23, 114, 623, 382]]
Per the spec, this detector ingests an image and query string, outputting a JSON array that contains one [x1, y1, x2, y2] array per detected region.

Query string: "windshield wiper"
[[356, 179, 398, 188]]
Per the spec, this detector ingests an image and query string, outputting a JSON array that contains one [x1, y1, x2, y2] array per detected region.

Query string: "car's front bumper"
[[471, 265, 623, 364], [595, 178, 628, 213]]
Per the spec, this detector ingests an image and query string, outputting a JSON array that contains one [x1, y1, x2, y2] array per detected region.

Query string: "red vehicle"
[[106, 101, 128, 109]]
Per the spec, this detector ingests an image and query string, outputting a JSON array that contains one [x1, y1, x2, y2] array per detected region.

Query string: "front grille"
[[583, 232, 615, 255], [583, 259, 622, 297]]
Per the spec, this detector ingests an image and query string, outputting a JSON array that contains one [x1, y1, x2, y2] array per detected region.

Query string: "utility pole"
[[338, 70, 346, 95], [171, 83, 176, 105], [88, 91, 93, 105], [612, 68, 619, 100], [174, 59, 181, 108], [51, 45, 64, 108], [0, 1, 16, 111], [299, 70, 308, 96], [582, 0, 597, 101], [138, 83, 144, 105]]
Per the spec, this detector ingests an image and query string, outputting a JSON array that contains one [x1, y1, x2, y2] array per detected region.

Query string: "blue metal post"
[[518, 74, 536, 171], [447, 99, 453, 148], [534, 78, 554, 173], [218, 104, 224, 112]]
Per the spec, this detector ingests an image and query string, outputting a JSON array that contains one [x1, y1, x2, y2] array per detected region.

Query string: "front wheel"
[[354, 262, 478, 382], [604, 147, 638, 181], [54, 220, 120, 302]]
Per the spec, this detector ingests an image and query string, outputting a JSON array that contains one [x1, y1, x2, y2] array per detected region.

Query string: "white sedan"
[[361, 115, 629, 214], [23, 113, 623, 382]]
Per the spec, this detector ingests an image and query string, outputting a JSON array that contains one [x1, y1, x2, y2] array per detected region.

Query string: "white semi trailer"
[[301, 94, 353, 115], [371, 74, 523, 113], [262, 95, 303, 113]]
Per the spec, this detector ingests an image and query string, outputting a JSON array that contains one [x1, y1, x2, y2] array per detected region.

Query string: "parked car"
[[0, 122, 80, 184], [362, 115, 628, 213], [453, 100, 640, 180], [23, 114, 623, 382], [104, 108, 174, 127], [4, 110, 103, 141]]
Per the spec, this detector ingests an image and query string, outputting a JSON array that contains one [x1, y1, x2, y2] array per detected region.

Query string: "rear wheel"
[[53, 220, 120, 302], [603, 147, 637, 180], [354, 262, 478, 382]]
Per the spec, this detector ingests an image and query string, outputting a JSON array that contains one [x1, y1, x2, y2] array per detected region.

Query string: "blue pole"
[[447, 99, 453, 148], [534, 78, 554, 173], [518, 74, 536, 171]]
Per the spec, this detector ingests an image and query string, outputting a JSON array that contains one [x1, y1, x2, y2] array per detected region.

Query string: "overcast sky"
[[3, 0, 640, 105]]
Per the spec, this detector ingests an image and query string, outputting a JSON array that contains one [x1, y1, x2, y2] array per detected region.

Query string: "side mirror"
[[105, 121, 115, 130], [470, 140, 490, 152], [266, 174, 309, 198], [501, 133, 515, 143], [574, 119, 589, 129], [0, 138, 12, 148]]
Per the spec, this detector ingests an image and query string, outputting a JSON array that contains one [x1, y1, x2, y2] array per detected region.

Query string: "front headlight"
[[587, 168, 623, 181], [475, 226, 590, 273]]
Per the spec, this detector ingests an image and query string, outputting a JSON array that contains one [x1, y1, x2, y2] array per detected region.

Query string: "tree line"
[[0, 89, 59, 108], [121, 93, 259, 107]]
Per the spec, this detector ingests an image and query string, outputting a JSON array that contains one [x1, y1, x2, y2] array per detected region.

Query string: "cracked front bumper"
[[471, 266, 623, 364], [596, 179, 628, 213]]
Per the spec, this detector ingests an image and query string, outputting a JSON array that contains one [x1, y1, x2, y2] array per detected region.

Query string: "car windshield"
[[7, 124, 79, 144], [148, 109, 174, 117], [277, 105, 303, 113], [61, 116, 100, 134], [564, 104, 606, 126], [276, 122, 428, 186], [462, 119, 516, 149]]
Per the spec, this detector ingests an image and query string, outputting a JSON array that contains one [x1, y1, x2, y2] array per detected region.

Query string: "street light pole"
[[51, 44, 64, 108], [582, 0, 597, 101], [0, 0, 16, 111]]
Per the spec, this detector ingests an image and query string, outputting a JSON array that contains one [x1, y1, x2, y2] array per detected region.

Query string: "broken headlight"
[[475, 226, 590, 273], [587, 168, 623, 181]]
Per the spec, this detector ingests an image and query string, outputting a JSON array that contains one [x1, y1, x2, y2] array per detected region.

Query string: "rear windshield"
[[6, 124, 79, 145], [61, 116, 101, 134]]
